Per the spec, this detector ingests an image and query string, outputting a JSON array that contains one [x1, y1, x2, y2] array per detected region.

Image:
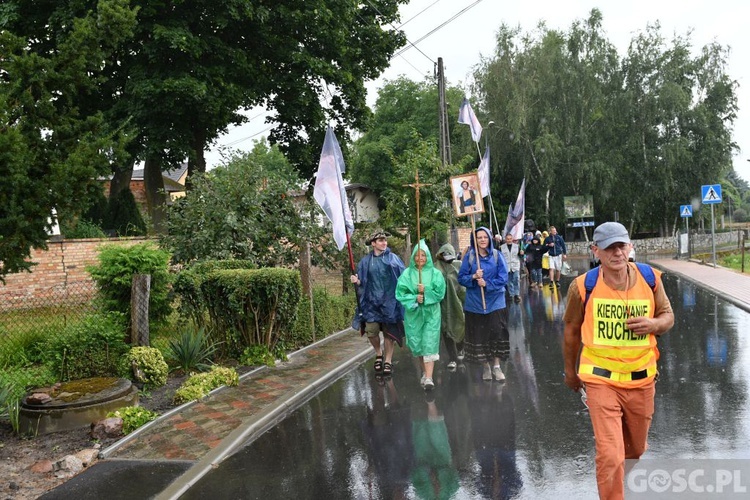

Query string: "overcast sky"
[[206, 0, 750, 185]]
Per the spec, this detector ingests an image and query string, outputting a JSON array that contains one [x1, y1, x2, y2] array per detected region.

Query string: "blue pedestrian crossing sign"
[[680, 205, 693, 218], [701, 184, 722, 204]]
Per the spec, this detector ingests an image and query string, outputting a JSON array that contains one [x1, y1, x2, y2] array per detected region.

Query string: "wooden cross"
[[404, 170, 432, 283]]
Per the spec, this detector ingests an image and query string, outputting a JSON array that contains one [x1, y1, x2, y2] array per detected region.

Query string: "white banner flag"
[[478, 146, 490, 197], [313, 127, 354, 250], [503, 178, 525, 240], [458, 98, 483, 143]]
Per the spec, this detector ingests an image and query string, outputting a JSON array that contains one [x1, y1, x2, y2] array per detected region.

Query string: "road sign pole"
[[711, 204, 716, 268]]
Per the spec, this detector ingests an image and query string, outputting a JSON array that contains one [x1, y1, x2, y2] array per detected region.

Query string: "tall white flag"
[[457, 98, 483, 143], [478, 145, 490, 197], [503, 178, 525, 240], [313, 127, 354, 250]]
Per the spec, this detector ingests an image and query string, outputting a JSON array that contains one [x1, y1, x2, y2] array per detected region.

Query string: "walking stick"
[[469, 214, 487, 310]]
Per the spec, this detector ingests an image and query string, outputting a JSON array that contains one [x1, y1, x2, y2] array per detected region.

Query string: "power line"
[[397, 0, 443, 30], [364, 0, 436, 65], [218, 1, 483, 149], [222, 124, 274, 147], [393, 0, 485, 59]]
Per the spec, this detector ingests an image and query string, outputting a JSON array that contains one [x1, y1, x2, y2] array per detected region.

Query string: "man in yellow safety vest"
[[563, 222, 674, 500]]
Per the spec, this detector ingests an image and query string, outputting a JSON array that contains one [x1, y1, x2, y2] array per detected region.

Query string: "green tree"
[[475, 12, 621, 228], [473, 9, 738, 235], [3, 0, 408, 233], [0, 0, 137, 281], [350, 77, 475, 200], [105, 189, 147, 237], [348, 76, 479, 240], [378, 137, 462, 243], [162, 141, 328, 267]]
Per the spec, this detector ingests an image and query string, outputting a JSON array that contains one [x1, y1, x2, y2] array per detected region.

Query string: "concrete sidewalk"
[[649, 258, 750, 313]]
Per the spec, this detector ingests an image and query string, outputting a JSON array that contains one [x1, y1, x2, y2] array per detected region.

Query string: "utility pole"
[[437, 57, 451, 167], [437, 57, 458, 250]]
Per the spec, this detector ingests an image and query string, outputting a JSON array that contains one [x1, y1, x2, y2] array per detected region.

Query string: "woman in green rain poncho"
[[396, 240, 446, 391]]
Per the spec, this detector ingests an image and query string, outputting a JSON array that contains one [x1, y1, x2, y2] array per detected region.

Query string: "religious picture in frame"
[[451, 173, 484, 217]]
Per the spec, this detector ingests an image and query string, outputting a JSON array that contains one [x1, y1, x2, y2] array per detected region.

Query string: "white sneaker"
[[482, 364, 493, 381], [447, 361, 457, 370], [457, 349, 465, 361], [420, 373, 427, 387], [492, 365, 505, 382], [423, 378, 434, 390]]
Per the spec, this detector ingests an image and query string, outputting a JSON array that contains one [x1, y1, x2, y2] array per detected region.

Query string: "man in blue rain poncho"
[[351, 231, 405, 377], [396, 240, 446, 391]]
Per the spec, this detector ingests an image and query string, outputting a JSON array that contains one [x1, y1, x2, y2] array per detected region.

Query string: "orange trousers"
[[586, 381, 655, 500]]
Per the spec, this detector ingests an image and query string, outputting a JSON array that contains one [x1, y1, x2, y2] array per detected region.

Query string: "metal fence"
[[0, 280, 99, 395]]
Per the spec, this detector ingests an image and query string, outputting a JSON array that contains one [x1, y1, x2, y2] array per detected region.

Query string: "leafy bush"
[[202, 268, 300, 356], [88, 242, 172, 326], [288, 287, 357, 348], [172, 260, 256, 325], [240, 344, 276, 367], [168, 325, 218, 373], [172, 366, 239, 405], [108, 405, 159, 434], [127, 346, 168, 388], [42, 312, 130, 381], [161, 142, 308, 267]]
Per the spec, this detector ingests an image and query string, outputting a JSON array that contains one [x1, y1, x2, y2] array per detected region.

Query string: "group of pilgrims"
[[351, 224, 511, 390]]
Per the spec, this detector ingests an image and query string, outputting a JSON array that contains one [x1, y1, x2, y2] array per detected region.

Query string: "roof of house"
[[164, 163, 188, 183]]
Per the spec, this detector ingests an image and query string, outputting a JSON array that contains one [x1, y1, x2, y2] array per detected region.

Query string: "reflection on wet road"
[[184, 259, 750, 499]]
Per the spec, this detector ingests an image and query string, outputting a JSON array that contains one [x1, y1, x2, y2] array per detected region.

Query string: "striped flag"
[[313, 126, 354, 250], [478, 145, 490, 197], [458, 98, 482, 143]]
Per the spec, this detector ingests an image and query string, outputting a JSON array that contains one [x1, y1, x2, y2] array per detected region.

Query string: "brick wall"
[[101, 180, 148, 210], [0, 237, 150, 306]]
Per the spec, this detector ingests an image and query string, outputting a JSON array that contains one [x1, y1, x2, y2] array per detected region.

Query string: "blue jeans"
[[507, 270, 520, 296], [531, 268, 543, 284]]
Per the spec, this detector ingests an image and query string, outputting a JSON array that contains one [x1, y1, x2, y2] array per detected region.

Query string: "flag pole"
[[476, 142, 500, 238], [345, 233, 355, 273]]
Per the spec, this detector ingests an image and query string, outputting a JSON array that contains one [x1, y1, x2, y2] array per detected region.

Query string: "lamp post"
[[485, 120, 515, 149]]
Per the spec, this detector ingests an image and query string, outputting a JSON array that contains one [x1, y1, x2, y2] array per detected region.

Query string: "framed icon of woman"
[[450, 173, 484, 216]]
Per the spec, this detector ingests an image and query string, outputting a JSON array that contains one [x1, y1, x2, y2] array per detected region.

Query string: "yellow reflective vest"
[[575, 265, 661, 388]]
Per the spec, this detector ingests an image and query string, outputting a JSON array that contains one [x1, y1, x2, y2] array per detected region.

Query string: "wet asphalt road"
[[181, 258, 750, 499]]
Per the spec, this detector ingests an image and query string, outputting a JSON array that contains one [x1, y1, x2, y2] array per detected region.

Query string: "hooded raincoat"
[[352, 246, 406, 339], [396, 240, 446, 357], [458, 226, 508, 314], [434, 243, 465, 344]]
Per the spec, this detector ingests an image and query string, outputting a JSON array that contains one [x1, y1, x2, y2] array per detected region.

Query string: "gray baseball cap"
[[593, 222, 630, 249]]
